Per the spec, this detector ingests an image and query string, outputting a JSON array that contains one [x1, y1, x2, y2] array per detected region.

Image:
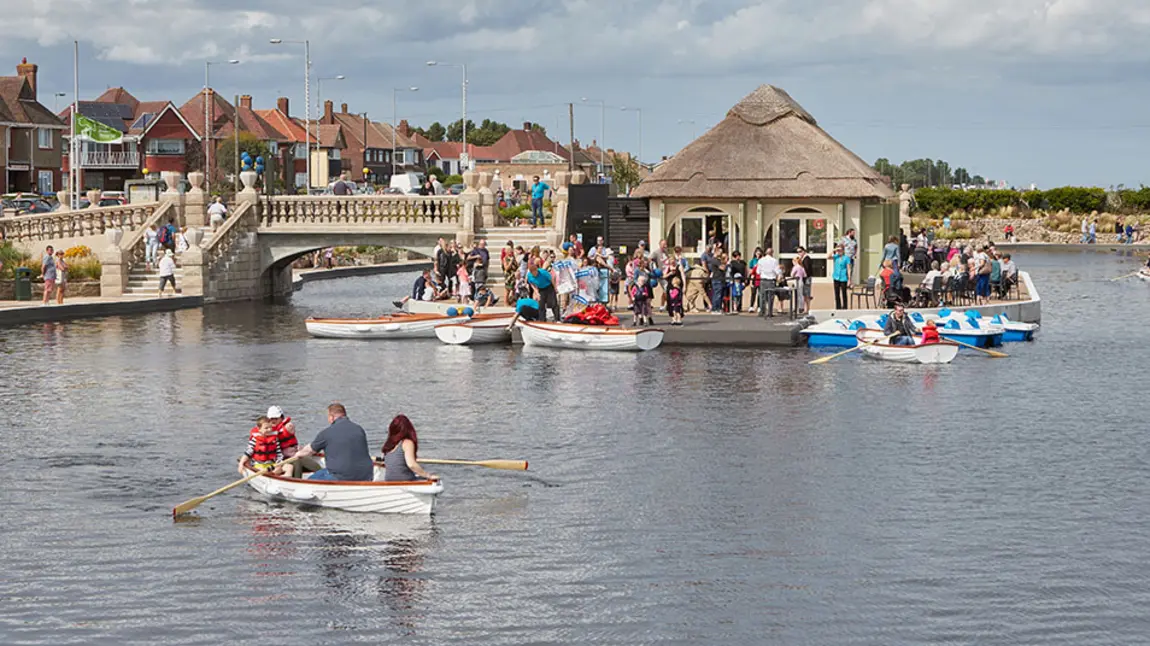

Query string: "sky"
[[6, 0, 1150, 188]]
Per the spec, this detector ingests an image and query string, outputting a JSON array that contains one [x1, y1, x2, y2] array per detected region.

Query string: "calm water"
[[2, 250, 1148, 645]]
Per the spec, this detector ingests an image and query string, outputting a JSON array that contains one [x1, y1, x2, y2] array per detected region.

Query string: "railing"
[[0, 201, 161, 245], [81, 151, 140, 167], [259, 195, 462, 228], [120, 201, 174, 273], [204, 201, 256, 271]]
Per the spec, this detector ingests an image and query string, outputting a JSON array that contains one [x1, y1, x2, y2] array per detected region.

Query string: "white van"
[[389, 172, 423, 194]]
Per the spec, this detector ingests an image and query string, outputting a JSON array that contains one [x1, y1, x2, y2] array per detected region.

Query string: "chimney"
[[341, 102, 348, 114], [16, 57, 37, 98], [277, 96, 289, 116], [399, 119, 411, 137], [323, 100, 334, 124], [523, 121, 532, 130], [239, 95, 252, 109]]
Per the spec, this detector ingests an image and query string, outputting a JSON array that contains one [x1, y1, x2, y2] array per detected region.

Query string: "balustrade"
[[259, 195, 463, 229], [0, 201, 161, 246], [204, 201, 256, 270]]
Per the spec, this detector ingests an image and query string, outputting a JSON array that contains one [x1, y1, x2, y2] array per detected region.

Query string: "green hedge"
[[915, 186, 1111, 215], [1119, 187, 1150, 210]]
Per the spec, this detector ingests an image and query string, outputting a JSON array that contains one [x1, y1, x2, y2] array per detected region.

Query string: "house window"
[[395, 149, 406, 165], [147, 139, 185, 155], [330, 148, 341, 160], [37, 128, 52, 149], [294, 172, 308, 188], [294, 143, 308, 157], [268, 141, 278, 154]]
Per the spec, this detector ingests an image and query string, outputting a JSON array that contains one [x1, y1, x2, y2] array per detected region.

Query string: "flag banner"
[[75, 113, 123, 143]]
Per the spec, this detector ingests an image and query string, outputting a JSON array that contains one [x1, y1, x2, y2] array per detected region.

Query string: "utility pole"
[[568, 103, 574, 174], [234, 94, 240, 195]]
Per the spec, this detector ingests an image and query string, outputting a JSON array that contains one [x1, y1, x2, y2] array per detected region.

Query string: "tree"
[[610, 154, 641, 194], [414, 121, 446, 142], [972, 175, 986, 186], [425, 166, 446, 181], [530, 123, 548, 137], [445, 118, 513, 146], [953, 167, 971, 185], [445, 119, 476, 143], [216, 132, 274, 189]]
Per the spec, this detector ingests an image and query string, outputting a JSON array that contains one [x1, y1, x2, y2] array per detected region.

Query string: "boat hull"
[[856, 329, 960, 364], [401, 299, 516, 316], [242, 466, 443, 515], [938, 330, 1003, 348], [801, 319, 862, 348], [435, 316, 515, 345], [305, 314, 468, 339], [518, 321, 664, 351]]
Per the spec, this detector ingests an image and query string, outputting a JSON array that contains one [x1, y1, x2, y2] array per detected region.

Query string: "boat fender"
[[382, 324, 401, 331], [938, 308, 952, 317], [463, 307, 475, 317], [848, 320, 866, 331], [944, 319, 962, 330], [446, 307, 459, 316], [355, 325, 373, 333], [286, 489, 322, 501], [265, 485, 282, 496]]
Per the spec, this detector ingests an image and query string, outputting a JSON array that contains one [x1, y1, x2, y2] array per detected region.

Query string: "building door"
[[667, 207, 729, 257], [37, 170, 53, 195], [773, 208, 835, 280]]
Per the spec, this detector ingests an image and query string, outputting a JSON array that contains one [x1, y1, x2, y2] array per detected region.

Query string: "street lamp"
[[53, 92, 67, 113], [270, 38, 310, 190], [316, 75, 345, 119], [204, 59, 239, 193], [581, 97, 606, 181], [392, 86, 418, 177], [620, 106, 642, 165], [426, 61, 467, 170], [677, 119, 697, 140]]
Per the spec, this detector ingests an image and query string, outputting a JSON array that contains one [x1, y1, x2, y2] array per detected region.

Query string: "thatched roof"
[[633, 85, 893, 200]]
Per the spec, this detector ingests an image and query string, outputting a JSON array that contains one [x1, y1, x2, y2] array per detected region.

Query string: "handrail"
[[0, 201, 161, 246], [260, 194, 462, 227], [203, 200, 253, 255], [203, 201, 256, 274], [120, 201, 174, 273]]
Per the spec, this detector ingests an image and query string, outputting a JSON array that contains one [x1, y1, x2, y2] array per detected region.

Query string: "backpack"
[[157, 225, 172, 246]]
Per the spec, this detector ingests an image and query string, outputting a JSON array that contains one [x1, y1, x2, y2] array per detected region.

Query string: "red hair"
[[381, 414, 418, 457]]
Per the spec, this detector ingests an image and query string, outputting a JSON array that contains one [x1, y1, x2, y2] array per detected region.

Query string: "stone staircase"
[[124, 264, 187, 295], [479, 226, 557, 286]]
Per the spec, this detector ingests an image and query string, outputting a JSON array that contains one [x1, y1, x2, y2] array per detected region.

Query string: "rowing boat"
[[518, 320, 664, 351], [241, 464, 442, 514], [855, 328, 959, 364], [1138, 270, 1150, 282], [435, 315, 516, 345], [305, 313, 468, 339]]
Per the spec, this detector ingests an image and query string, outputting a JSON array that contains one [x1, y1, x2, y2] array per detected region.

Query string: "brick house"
[[0, 59, 67, 194]]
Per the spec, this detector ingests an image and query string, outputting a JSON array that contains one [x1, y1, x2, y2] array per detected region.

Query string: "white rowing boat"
[[241, 464, 442, 515], [435, 315, 516, 345], [1138, 270, 1150, 282], [305, 313, 468, 339], [855, 328, 959, 364], [400, 299, 516, 316], [518, 320, 664, 351]]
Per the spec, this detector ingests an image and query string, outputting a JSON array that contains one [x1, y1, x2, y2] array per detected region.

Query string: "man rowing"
[[293, 403, 375, 481], [883, 302, 919, 346]]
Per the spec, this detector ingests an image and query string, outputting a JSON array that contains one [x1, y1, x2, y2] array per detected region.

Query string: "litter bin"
[[14, 267, 33, 301]]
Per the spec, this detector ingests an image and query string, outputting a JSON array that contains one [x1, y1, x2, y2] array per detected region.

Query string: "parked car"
[[11, 198, 53, 215], [388, 172, 422, 194], [382, 187, 404, 195], [449, 184, 465, 195]]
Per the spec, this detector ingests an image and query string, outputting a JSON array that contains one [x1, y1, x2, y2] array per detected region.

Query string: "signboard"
[[460, 152, 470, 171]]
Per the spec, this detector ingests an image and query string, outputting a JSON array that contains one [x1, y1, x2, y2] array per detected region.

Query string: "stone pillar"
[[55, 190, 70, 212], [184, 171, 207, 228], [899, 183, 912, 229], [179, 226, 205, 296], [238, 170, 259, 200], [98, 227, 128, 297], [158, 171, 182, 227], [86, 189, 102, 208], [477, 172, 495, 230], [458, 171, 481, 241]]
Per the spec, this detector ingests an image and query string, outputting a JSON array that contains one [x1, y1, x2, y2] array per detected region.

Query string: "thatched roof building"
[[634, 85, 893, 200]]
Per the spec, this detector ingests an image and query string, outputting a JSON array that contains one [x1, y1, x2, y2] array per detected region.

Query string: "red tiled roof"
[[0, 76, 62, 126], [95, 87, 140, 111], [257, 108, 308, 144], [177, 89, 235, 138], [487, 128, 568, 161], [214, 106, 288, 142]]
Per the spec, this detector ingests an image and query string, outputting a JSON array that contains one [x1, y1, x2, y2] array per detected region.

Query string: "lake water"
[[2, 250, 1148, 645]]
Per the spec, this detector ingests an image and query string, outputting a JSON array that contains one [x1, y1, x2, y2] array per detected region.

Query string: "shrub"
[[443, 174, 464, 186], [499, 203, 530, 224], [66, 257, 102, 281], [0, 242, 35, 279], [1041, 186, 1106, 213], [64, 245, 92, 259], [1119, 186, 1150, 211]]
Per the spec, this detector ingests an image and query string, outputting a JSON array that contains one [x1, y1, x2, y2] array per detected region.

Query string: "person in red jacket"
[[240, 417, 290, 474], [921, 319, 941, 345]]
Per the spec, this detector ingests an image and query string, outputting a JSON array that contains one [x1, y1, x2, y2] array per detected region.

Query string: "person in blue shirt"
[[515, 296, 541, 321], [529, 175, 551, 229], [526, 259, 560, 321], [832, 244, 850, 310]]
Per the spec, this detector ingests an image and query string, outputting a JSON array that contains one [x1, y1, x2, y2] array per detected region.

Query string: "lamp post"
[[316, 75, 345, 121], [270, 38, 310, 191], [581, 98, 606, 181], [677, 119, 697, 140], [620, 106, 642, 165], [392, 86, 418, 178], [204, 59, 239, 194], [53, 92, 67, 113], [426, 61, 467, 170]]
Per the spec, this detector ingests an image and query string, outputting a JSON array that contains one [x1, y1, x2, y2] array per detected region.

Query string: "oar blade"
[[172, 496, 207, 518]]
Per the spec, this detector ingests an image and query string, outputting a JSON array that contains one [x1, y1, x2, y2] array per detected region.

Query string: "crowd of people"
[[239, 403, 438, 483]]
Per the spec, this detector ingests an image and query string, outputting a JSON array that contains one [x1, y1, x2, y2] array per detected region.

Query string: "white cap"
[[266, 406, 284, 418]]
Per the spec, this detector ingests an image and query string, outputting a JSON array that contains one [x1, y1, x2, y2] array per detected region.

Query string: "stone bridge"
[[2, 168, 586, 302]]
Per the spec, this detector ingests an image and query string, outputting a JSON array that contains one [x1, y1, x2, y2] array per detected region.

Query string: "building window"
[[294, 172, 308, 188], [38, 170, 53, 194], [395, 149, 406, 165], [268, 141, 278, 154], [294, 143, 308, 157], [146, 139, 185, 155], [330, 148, 341, 160], [37, 128, 52, 149]]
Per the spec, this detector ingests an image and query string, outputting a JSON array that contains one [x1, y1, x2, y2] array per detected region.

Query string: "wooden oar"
[[1109, 270, 1142, 281], [172, 457, 298, 518], [809, 333, 894, 365], [947, 338, 1009, 358], [419, 458, 528, 471]]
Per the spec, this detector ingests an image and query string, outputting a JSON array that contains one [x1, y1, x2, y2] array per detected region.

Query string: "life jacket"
[[921, 325, 940, 344], [247, 427, 282, 468], [157, 225, 172, 246], [272, 417, 297, 454]]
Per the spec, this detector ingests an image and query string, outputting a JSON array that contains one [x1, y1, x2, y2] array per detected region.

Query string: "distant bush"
[[916, 186, 1115, 216], [1041, 187, 1106, 213], [443, 174, 464, 186], [1119, 186, 1150, 211], [0, 242, 33, 279], [66, 257, 102, 281]]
